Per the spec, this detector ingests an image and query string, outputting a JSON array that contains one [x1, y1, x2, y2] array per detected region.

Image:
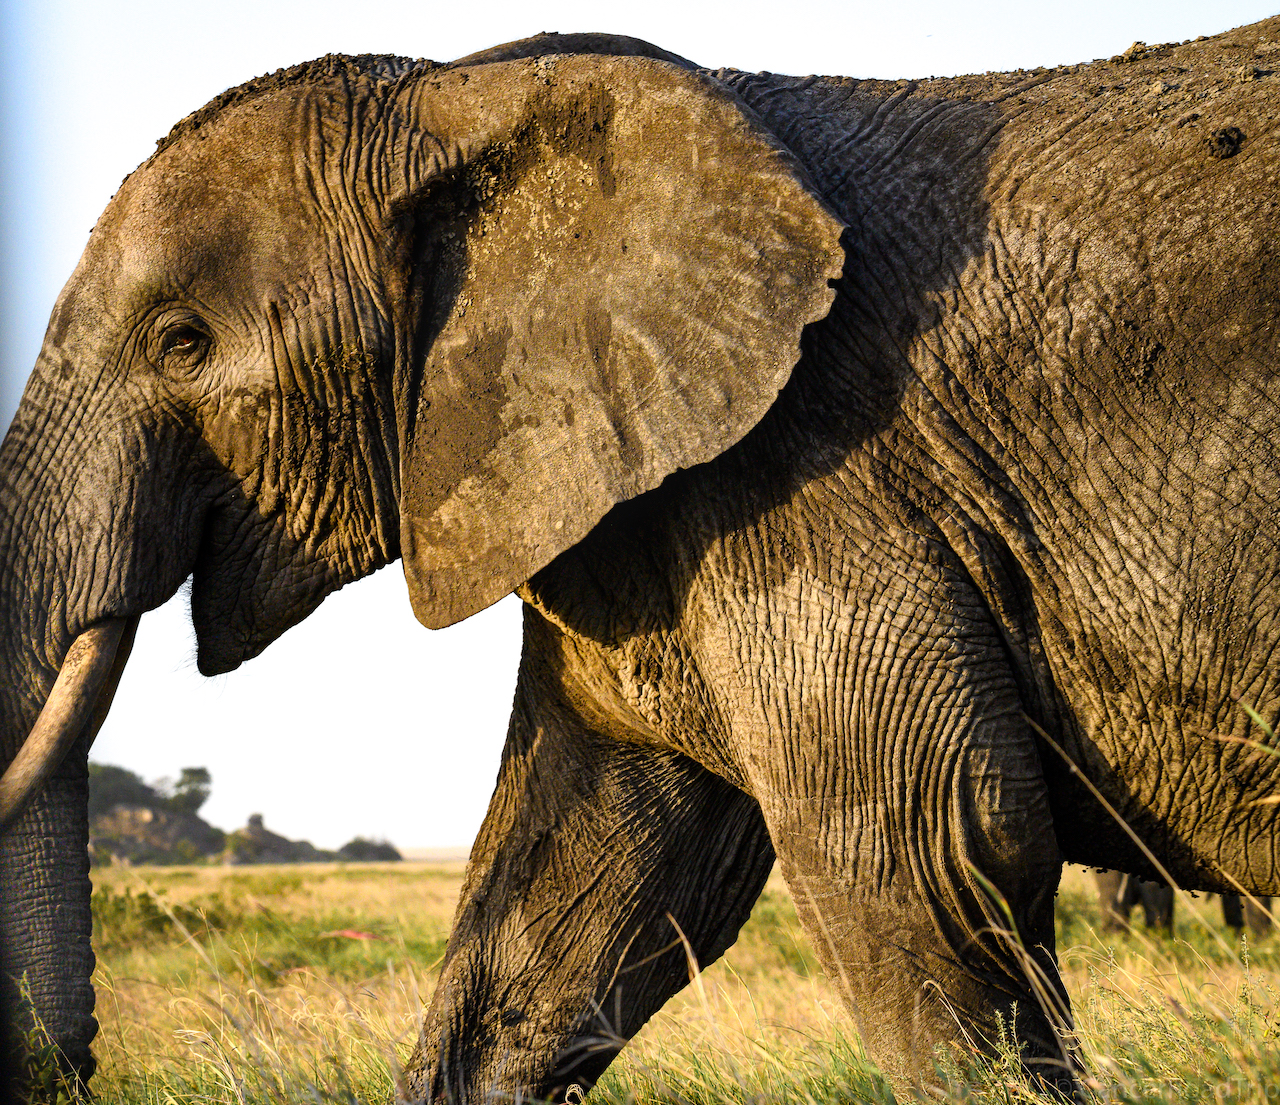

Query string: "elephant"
[[1221, 892, 1273, 938], [2, 16, 1279, 1102], [1093, 870, 1175, 933], [1092, 870, 1273, 937]]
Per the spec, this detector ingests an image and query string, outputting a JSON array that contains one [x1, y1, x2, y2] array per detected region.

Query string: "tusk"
[[0, 616, 138, 833]]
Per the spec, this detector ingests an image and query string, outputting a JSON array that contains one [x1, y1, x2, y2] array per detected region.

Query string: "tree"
[[167, 767, 212, 815], [338, 837, 402, 862]]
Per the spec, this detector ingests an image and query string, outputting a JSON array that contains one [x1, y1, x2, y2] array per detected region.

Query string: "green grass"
[[65, 863, 1280, 1103], [93, 880, 449, 987]]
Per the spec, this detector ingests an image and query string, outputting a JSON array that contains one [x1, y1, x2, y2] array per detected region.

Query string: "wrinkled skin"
[[2, 20, 1280, 1102]]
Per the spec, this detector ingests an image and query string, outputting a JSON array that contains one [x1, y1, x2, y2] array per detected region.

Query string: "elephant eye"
[[158, 323, 210, 371]]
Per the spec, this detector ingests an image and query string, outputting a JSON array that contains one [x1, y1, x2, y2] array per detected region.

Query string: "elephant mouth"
[[188, 503, 347, 677], [0, 616, 138, 833], [189, 522, 284, 676], [0, 495, 336, 828]]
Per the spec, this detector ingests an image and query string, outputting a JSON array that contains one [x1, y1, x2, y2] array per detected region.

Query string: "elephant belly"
[[1048, 694, 1280, 897]]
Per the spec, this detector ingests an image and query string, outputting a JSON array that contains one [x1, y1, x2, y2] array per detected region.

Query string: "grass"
[[70, 862, 1280, 1103], [87, 864, 452, 1104]]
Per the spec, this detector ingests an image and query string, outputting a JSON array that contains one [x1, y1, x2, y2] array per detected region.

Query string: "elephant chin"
[[189, 547, 342, 676], [190, 609, 250, 676], [189, 582, 286, 676]]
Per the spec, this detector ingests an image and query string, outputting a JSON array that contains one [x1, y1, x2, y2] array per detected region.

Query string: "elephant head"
[[0, 39, 844, 1088]]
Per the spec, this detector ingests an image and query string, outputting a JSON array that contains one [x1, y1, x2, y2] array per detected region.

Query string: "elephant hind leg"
[[1139, 881, 1174, 932], [766, 752, 1071, 1097], [1095, 871, 1174, 933], [1244, 896, 1273, 938], [1093, 870, 1135, 932], [1223, 893, 1273, 938]]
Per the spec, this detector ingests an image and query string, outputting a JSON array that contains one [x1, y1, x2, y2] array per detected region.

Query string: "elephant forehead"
[[93, 101, 340, 297], [110, 166, 307, 286]]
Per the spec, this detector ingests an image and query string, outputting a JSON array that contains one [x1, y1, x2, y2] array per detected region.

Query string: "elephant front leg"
[[746, 577, 1073, 1097], [400, 661, 775, 1104]]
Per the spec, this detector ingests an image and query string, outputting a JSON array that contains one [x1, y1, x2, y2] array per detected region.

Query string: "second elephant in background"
[[1093, 871, 1272, 938], [1094, 870, 1173, 933]]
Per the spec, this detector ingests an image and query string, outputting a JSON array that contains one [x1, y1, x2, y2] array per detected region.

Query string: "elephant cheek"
[[201, 389, 273, 477]]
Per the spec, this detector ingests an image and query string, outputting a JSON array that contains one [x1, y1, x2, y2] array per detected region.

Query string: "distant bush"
[[338, 838, 402, 862], [91, 886, 224, 949]]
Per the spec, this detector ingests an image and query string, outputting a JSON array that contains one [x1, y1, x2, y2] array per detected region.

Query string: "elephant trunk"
[[1, 763, 100, 1090], [0, 403, 142, 1094]]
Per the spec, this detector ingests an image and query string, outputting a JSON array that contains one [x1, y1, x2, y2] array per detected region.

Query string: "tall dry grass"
[[63, 861, 1280, 1103]]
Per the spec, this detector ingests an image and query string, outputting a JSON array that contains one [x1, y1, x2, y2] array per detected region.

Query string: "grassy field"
[[59, 862, 1280, 1103]]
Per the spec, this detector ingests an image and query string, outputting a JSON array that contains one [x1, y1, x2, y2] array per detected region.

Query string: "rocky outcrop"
[[222, 814, 338, 864], [89, 804, 225, 866], [89, 763, 403, 865]]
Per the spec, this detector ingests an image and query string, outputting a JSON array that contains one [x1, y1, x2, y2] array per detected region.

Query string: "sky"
[[1, 0, 1276, 850]]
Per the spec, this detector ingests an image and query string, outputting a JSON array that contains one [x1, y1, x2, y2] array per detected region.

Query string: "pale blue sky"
[[1, 0, 1275, 848]]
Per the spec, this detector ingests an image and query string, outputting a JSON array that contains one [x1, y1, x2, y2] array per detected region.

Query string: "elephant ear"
[[391, 54, 845, 629]]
